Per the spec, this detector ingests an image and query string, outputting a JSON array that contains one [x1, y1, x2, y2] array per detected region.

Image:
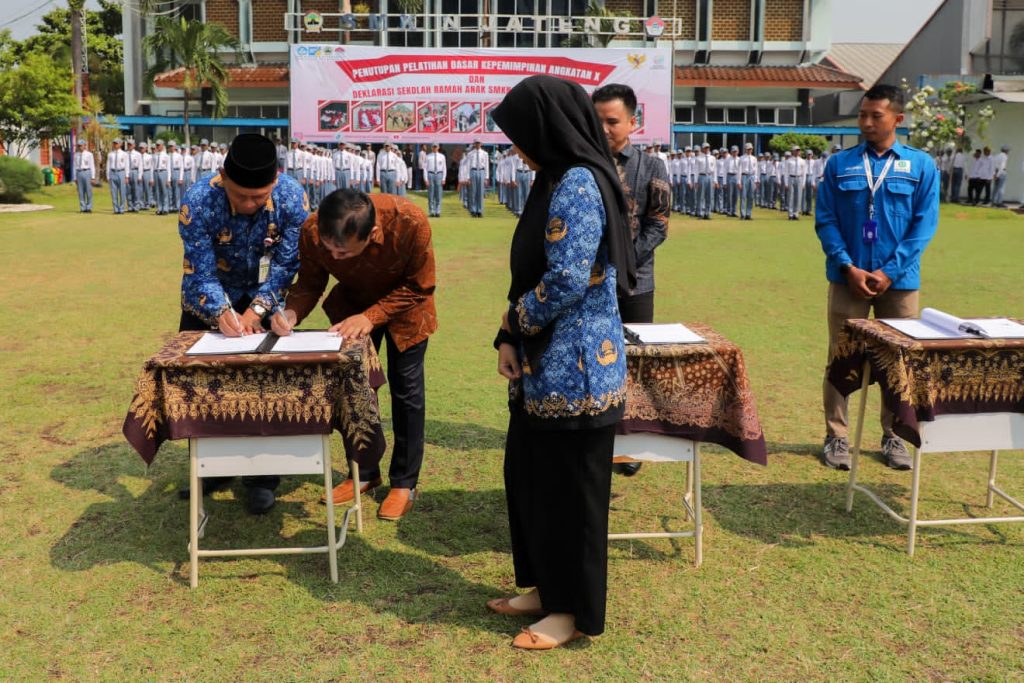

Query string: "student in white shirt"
[[423, 142, 446, 217], [992, 144, 1010, 207], [74, 139, 96, 212], [106, 138, 129, 214]]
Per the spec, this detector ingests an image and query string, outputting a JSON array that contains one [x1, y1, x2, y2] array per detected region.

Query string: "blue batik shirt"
[[179, 172, 308, 325], [815, 140, 939, 290], [507, 167, 627, 429]]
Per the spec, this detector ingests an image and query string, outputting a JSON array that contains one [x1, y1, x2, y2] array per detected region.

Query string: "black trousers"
[[178, 299, 279, 490], [617, 290, 655, 324], [354, 329, 427, 489], [503, 412, 615, 636]]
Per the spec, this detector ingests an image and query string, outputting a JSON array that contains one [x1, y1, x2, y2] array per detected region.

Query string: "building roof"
[[823, 43, 904, 90], [153, 64, 290, 90], [675, 65, 862, 89]]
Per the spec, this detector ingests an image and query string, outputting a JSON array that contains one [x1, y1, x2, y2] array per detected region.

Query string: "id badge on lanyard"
[[862, 152, 895, 244]]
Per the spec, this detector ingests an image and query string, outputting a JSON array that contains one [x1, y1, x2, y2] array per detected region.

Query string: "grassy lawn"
[[1, 183, 1022, 681]]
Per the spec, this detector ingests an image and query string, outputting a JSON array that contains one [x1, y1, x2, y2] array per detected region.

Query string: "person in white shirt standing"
[[950, 147, 966, 203], [140, 141, 155, 209], [377, 142, 399, 194], [724, 146, 741, 217], [126, 140, 143, 212], [785, 146, 805, 220], [423, 142, 446, 217], [74, 139, 95, 213], [992, 144, 1010, 207], [802, 149, 817, 216], [465, 139, 489, 217], [184, 144, 196, 186], [695, 142, 716, 219], [106, 138, 129, 214], [168, 140, 185, 212], [738, 142, 758, 220], [152, 139, 171, 215]]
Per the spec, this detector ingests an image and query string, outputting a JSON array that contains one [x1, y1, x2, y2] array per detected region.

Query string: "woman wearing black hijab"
[[488, 75, 636, 650]]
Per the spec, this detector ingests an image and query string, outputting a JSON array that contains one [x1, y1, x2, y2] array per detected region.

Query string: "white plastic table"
[[187, 434, 364, 588]]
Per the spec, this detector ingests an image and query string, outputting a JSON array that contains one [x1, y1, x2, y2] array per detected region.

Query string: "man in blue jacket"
[[815, 84, 939, 471]]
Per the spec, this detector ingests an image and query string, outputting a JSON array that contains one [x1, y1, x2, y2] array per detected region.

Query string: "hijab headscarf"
[[492, 75, 636, 308]]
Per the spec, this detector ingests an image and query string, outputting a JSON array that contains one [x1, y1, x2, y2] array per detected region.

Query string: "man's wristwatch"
[[839, 262, 854, 276], [250, 302, 268, 318]]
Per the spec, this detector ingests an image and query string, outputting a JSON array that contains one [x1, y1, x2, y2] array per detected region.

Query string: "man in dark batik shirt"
[[593, 83, 671, 476]]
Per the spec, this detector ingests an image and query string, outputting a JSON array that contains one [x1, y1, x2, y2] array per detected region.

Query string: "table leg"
[[352, 460, 363, 534], [684, 459, 694, 522], [693, 444, 703, 568], [987, 450, 999, 509], [907, 446, 922, 557], [323, 435, 338, 583], [189, 438, 199, 588], [846, 360, 871, 513]]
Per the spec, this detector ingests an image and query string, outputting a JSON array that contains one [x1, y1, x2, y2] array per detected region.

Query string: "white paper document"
[[269, 331, 344, 353], [625, 323, 705, 344], [881, 308, 1024, 340], [186, 332, 269, 355]]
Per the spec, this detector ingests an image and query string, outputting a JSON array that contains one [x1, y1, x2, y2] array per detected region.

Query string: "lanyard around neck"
[[862, 151, 896, 217]]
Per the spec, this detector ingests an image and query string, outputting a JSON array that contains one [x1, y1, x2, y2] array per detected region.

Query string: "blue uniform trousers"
[[469, 168, 485, 215], [76, 169, 93, 211], [427, 172, 443, 216], [154, 170, 170, 213], [740, 175, 755, 218], [109, 170, 127, 214]]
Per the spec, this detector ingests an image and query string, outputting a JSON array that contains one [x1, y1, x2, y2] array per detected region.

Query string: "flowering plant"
[[900, 79, 995, 152]]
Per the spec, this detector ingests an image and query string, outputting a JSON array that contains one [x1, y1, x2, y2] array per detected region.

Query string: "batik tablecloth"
[[620, 323, 767, 466], [123, 331, 387, 466], [827, 318, 1024, 447]]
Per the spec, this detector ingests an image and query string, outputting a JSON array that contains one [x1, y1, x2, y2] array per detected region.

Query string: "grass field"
[[1, 183, 1022, 681]]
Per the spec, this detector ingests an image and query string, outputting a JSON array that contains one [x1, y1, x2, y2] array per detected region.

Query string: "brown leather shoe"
[[377, 487, 415, 521], [486, 597, 545, 617], [321, 477, 382, 505], [511, 627, 584, 650]]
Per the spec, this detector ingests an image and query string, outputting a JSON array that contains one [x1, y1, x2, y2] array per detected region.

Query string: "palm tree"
[[143, 17, 239, 148]]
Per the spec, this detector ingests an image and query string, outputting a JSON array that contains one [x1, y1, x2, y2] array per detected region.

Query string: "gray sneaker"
[[882, 436, 912, 470], [822, 436, 851, 470]]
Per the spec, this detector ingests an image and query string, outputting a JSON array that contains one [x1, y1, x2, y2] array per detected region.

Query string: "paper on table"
[[880, 318, 964, 340], [269, 330, 344, 353], [882, 307, 1024, 339], [186, 332, 269, 355], [965, 318, 1024, 339], [625, 323, 705, 344]]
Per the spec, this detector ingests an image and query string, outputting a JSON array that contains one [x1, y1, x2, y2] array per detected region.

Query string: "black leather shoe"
[[177, 476, 233, 500], [612, 462, 643, 477], [246, 486, 276, 515]]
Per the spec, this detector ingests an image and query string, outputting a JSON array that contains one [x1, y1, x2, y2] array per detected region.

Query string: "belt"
[[741, 173, 750, 176], [698, 173, 708, 176], [429, 172, 441, 175]]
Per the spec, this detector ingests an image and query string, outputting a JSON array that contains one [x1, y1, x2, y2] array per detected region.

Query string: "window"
[[727, 108, 746, 124], [757, 108, 775, 124], [674, 106, 694, 124], [778, 108, 796, 125], [705, 107, 724, 123]]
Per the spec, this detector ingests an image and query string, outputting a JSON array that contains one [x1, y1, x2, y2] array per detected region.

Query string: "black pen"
[[269, 292, 292, 333], [623, 326, 642, 345]]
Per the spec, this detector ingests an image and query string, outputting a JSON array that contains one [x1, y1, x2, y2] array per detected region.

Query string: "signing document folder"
[[881, 307, 1024, 340], [186, 330, 344, 355], [624, 323, 705, 345]]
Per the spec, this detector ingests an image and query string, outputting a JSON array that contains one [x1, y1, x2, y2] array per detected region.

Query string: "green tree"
[[767, 132, 827, 156], [0, 53, 81, 158], [14, 0, 124, 115], [143, 17, 240, 149]]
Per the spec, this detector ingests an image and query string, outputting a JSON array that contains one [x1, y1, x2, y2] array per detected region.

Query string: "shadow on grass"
[[424, 419, 506, 451], [48, 442, 513, 633], [703, 481, 1016, 550]]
